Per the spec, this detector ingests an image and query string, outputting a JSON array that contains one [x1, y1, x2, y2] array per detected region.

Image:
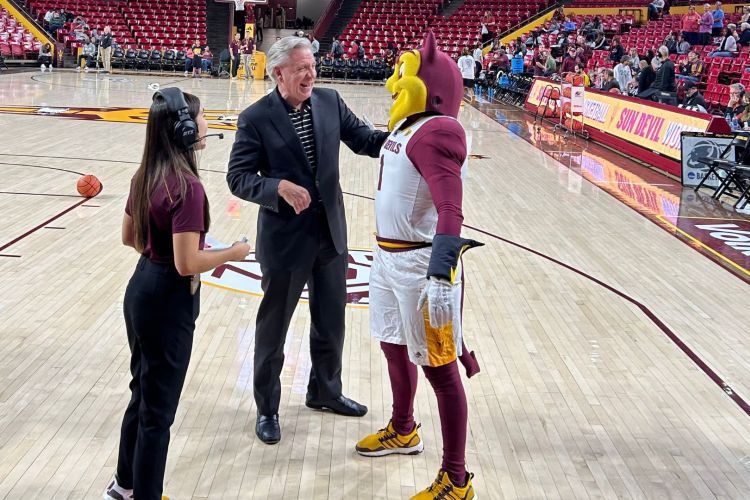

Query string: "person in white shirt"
[[613, 55, 633, 93], [472, 42, 483, 78], [457, 47, 476, 99]]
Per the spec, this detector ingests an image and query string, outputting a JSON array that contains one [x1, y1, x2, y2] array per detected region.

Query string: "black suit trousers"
[[254, 212, 347, 416]]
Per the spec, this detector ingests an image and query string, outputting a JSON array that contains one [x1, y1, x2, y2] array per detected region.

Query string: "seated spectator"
[[547, 20, 561, 35], [649, 0, 665, 21], [578, 45, 592, 65], [700, 4, 714, 45], [560, 46, 580, 74], [710, 27, 737, 56], [680, 81, 707, 111], [663, 32, 678, 54], [739, 23, 750, 46], [202, 46, 213, 72], [682, 5, 701, 45], [628, 48, 641, 69], [609, 37, 624, 63], [489, 48, 511, 73], [726, 83, 748, 128], [676, 34, 691, 54], [600, 69, 621, 92], [742, 6, 750, 25], [348, 39, 360, 60], [613, 56, 633, 92], [639, 46, 676, 100], [712, 1, 725, 38], [590, 32, 607, 50], [636, 59, 657, 94], [678, 51, 704, 82], [533, 48, 556, 76], [553, 7, 565, 22], [574, 63, 592, 87], [384, 49, 395, 68], [563, 17, 577, 33], [38, 43, 53, 72], [43, 8, 54, 28], [76, 41, 96, 72], [49, 10, 65, 37]]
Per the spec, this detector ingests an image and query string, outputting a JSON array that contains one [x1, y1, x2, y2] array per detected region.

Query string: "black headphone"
[[737, 83, 746, 99], [154, 87, 197, 150]]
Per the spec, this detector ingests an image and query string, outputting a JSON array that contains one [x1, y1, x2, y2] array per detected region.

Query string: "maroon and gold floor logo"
[[202, 237, 372, 307]]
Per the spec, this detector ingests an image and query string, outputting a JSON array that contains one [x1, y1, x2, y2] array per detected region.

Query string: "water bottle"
[[732, 116, 740, 131]]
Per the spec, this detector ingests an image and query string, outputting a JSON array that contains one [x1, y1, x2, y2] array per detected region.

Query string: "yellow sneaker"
[[410, 470, 476, 500], [355, 420, 424, 457]]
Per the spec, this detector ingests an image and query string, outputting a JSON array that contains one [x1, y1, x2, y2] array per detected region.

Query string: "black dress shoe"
[[255, 414, 280, 444], [305, 395, 368, 417]]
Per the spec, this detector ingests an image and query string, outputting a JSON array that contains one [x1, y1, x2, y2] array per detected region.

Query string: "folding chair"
[[694, 132, 750, 200]]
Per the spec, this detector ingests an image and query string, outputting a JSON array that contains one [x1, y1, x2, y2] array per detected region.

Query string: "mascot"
[[355, 31, 482, 500]]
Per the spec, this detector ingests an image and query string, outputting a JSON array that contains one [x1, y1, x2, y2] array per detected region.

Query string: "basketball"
[[77, 174, 102, 198]]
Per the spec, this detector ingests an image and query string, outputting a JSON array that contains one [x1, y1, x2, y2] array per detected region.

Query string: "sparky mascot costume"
[[355, 32, 482, 499]]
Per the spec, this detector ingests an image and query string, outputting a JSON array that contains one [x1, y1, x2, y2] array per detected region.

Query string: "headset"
[[153, 87, 198, 150], [737, 83, 746, 99]]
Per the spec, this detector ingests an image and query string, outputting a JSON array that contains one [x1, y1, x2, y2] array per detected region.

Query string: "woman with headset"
[[104, 88, 250, 500]]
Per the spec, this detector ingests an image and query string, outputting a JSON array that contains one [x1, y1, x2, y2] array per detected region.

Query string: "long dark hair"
[[130, 91, 210, 252]]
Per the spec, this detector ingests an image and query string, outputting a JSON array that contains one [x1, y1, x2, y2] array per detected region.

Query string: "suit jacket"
[[227, 87, 388, 270]]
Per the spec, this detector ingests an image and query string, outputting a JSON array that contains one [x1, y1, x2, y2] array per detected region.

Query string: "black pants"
[[116, 256, 199, 500], [257, 25, 263, 42], [254, 214, 347, 416], [77, 54, 92, 67], [231, 57, 239, 77]]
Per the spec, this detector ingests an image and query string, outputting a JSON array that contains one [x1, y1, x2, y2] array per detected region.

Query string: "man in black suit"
[[227, 36, 389, 445]]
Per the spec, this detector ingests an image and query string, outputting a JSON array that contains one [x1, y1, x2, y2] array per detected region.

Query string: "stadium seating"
[[27, 0, 206, 53], [0, 7, 43, 60]]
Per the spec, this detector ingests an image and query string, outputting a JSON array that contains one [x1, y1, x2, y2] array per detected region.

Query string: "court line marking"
[[656, 215, 750, 278], [0, 198, 89, 253], [0, 191, 81, 198]]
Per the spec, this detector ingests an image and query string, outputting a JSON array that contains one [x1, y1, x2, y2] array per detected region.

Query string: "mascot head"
[[385, 31, 463, 131]]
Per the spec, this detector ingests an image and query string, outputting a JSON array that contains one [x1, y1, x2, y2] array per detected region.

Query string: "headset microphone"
[[193, 133, 224, 144]]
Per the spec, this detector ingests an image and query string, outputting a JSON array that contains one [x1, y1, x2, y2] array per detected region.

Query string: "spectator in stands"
[[663, 32, 678, 54], [676, 33, 691, 54], [202, 47, 213, 73], [609, 37, 624, 63], [738, 23, 750, 46], [726, 83, 748, 128], [546, 20, 561, 35], [678, 51, 704, 82], [628, 48, 641, 69], [590, 32, 607, 50], [710, 27, 737, 56], [700, 4, 714, 45], [682, 5, 701, 45], [574, 63, 592, 86], [742, 6, 750, 24], [348, 40, 359, 60], [680, 81, 707, 111], [472, 42, 483, 79], [481, 11, 495, 45], [38, 43, 53, 72], [99, 27, 114, 74], [553, 7, 565, 23], [49, 10, 64, 37], [712, 1, 725, 37], [44, 8, 54, 28], [561, 46, 580, 74], [190, 40, 203, 78], [63, 9, 74, 23], [229, 33, 241, 78], [74, 24, 90, 43], [563, 17, 577, 33], [275, 6, 285, 29], [532, 48, 552, 77], [600, 69, 621, 92], [458, 48, 475, 100], [309, 34, 319, 56], [332, 37, 344, 59], [648, 0, 665, 21], [640, 46, 675, 99], [513, 38, 527, 58], [614, 56, 633, 93], [635, 59, 656, 94], [241, 37, 254, 80], [385, 49, 395, 69], [77, 41, 96, 72]]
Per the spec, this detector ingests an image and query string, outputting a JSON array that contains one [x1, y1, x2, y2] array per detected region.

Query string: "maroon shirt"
[[126, 174, 206, 263]]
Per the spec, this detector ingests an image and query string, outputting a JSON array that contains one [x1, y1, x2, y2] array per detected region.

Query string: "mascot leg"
[[381, 341, 418, 435], [459, 341, 480, 378], [355, 341, 424, 457], [411, 361, 476, 500]]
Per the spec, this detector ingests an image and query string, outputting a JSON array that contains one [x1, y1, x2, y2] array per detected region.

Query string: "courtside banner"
[[526, 78, 712, 161]]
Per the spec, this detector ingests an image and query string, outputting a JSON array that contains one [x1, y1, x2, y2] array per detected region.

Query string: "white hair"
[[266, 36, 313, 83], [658, 45, 669, 58]]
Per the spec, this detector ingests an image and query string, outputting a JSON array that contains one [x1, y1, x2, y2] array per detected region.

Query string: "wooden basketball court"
[[1, 71, 749, 499]]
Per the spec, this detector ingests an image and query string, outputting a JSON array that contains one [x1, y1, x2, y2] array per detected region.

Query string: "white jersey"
[[375, 115, 467, 243]]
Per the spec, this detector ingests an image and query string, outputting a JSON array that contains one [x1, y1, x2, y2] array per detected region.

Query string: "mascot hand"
[[417, 277, 455, 328]]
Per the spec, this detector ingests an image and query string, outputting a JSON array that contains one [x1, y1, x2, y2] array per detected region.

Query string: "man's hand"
[[417, 277, 456, 329], [278, 179, 311, 214]]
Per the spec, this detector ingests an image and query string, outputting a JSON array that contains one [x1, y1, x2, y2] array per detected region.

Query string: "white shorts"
[[369, 246, 463, 367]]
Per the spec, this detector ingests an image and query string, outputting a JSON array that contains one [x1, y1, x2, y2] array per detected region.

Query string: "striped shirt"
[[288, 102, 317, 173]]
